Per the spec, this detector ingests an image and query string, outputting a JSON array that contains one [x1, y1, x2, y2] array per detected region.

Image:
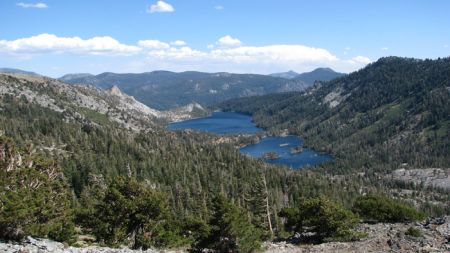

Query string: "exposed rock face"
[[265, 217, 450, 253], [163, 102, 208, 122], [388, 168, 450, 190], [0, 237, 178, 253]]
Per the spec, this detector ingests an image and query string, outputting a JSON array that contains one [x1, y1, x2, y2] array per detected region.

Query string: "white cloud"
[[170, 40, 187, 46], [0, 33, 141, 55], [210, 45, 338, 64], [215, 5, 224, 10], [148, 1, 174, 13], [349, 56, 372, 65], [216, 35, 242, 47], [17, 2, 48, 8], [147, 46, 207, 59], [0, 33, 371, 74], [138, 39, 170, 49], [381, 47, 389, 51], [444, 45, 448, 48]]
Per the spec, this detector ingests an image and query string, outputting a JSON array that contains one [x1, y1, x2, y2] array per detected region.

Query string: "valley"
[[1, 57, 449, 252]]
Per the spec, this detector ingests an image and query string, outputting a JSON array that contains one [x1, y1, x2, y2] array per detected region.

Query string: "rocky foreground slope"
[[1, 217, 448, 253]]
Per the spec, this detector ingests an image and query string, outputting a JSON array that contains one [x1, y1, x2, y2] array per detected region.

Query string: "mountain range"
[[59, 71, 308, 110], [59, 68, 344, 110]]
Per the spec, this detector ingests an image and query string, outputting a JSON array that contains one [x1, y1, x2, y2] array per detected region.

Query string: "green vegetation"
[[405, 227, 422, 237], [194, 194, 262, 253], [0, 137, 74, 242], [279, 197, 363, 243], [86, 177, 187, 249], [352, 194, 425, 222], [77, 107, 110, 125]]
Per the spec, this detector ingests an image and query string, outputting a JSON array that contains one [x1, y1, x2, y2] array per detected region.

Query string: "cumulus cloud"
[[170, 40, 187, 46], [0, 33, 141, 55], [0, 33, 371, 73], [349, 56, 372, 65], [216, 35, 242, 47], [17, 2, 48, 8], [148, 1, 174, 13], [138, 39, 170, 49], [210, 45, 338, 64], [147, 46, 207, 59]]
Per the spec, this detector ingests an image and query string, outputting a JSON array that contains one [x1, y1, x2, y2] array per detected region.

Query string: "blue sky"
[[1, 0, 449, 77]]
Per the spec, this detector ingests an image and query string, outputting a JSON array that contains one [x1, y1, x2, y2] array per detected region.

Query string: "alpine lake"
[[169, 111, 332, 169]]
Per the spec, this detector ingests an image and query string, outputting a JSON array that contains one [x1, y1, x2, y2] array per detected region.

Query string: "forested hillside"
[[219, 57, 450, 172]]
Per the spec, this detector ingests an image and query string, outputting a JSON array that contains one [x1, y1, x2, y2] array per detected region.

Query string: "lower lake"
[[168, 111, 332, 169]]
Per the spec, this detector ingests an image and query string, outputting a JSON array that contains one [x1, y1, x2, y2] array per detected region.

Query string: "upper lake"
[[169, 111, 262, 135], [168, 111, 332, 169]]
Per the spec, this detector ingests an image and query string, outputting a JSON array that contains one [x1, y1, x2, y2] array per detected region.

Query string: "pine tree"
[[194, 194, 261, 253]]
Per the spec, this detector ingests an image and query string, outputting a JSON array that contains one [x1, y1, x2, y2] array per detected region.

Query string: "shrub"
[[90, 176, 188, 249], [405, 227, 422, 237], [352, 194, 425, 223], [0, 137, 75, 242], [279, 196, 363, 243]]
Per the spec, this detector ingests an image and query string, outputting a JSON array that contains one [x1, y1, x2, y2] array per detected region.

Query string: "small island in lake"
[[263, 151, 280, 160], [290, 146, 304, 154]]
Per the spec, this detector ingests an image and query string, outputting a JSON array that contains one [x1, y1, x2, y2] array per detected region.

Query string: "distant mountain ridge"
[[293, 67, 346, 83], [269, 70, 299, 79], [0, 68, 40, 77], [59, 71, 311, 110], [270, 68, 345, 83], [59, 73, 94, 82]]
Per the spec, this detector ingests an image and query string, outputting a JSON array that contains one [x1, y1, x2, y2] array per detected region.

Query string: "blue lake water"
[[168, 111, 332, 169], [169, 111, 262, 135], [240, 136, 332, 168]]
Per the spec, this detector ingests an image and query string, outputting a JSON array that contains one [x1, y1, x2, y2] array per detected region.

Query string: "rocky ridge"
[[0, 73, 207, 131]]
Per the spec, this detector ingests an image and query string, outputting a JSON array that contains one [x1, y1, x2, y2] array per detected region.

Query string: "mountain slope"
[[0, 68, 40, 76], [219, 57, 450, 171], [59, 73, 94, 82], [59, 71, 309, 110], [0, 74, 208, 129], [293, 67, 345, 84]]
